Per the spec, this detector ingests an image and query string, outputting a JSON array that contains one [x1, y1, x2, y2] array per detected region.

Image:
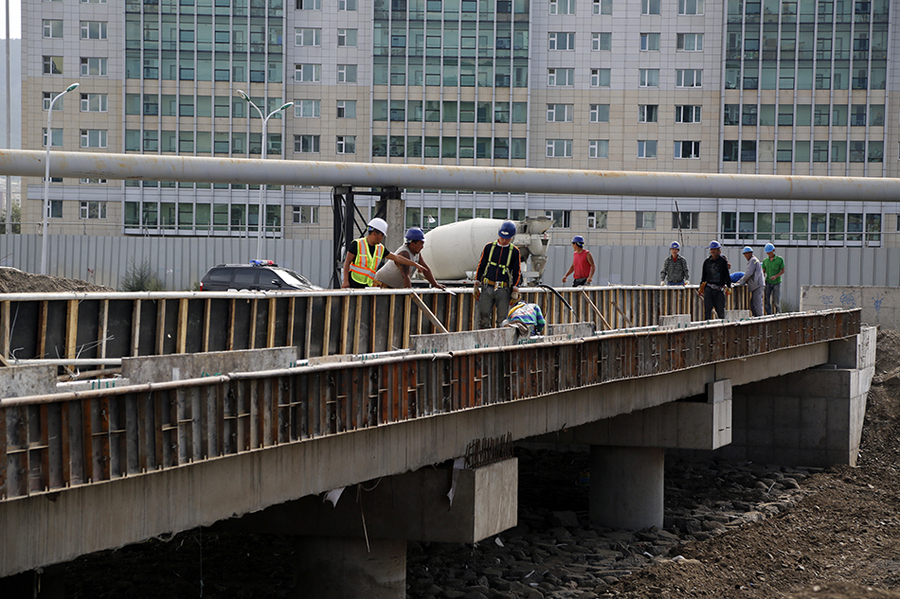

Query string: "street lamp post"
[[41, 82, 80, 275], [236, 90, 293, 260]]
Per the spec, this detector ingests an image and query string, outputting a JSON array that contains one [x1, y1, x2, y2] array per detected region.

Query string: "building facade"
[[21, 0, 900, 247]]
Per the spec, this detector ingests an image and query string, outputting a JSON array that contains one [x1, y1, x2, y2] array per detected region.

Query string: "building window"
[[637, 140, 657, 158], [80, 201, 107, 219], [589, 104, 610, 123], [336, 135, 356, 154], [294, 64, 321, 82], [43, 20, 63, 38], [546, 210, 571, 228], [593, 0, 612, 14], [676, 69, 702, 87], [548, 68, 575, 86], [588, 211, 608, 229], [293, 206, 320, 224], [81, 57, 108, 76], [80, 178, 108, 184], [294, 134, 320, 153], [296, 0, 321, 8], [295, 28, 321, 46], [546, 139, 573, 158], [43, 56, 64, 75], [337, 100, 356, 118], [48, 200, 63, 219], [641, 0, 660, 14], [589, 140, 609, 158], [639, 69, 659, 87], [80, 93, 108, 112], [42, 128, 64, 148], [550, 0, 576, 13], [80, 129, 108, 148], [675, 105, 701, 123], [338, 0, 357, 10], [674, 141, 700, 158], [592, 33, 612, 51], [723, 104, 739, 126], [294, 100, 321, 118], [672, 211, 699, 230], [635, 211, 656, 229], [547, 104, 574, 122], [590, 68, 610, 87], [337, 29, 358, 47], [549, 32, 575, 51], [678, 0, 703, 14], [676, 33, 703, 51], [337, 64, 358, 83], [42, 92, 65, 111], [80, 21, 108, 40], [640, 33, 660, 51], [638, 105, 658, 123]]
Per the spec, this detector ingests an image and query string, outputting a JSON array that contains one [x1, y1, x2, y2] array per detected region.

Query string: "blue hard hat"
[[572, 235, 585, 245], [764, 243, 775, 252], [670, 241, 681, 250], [405, 227, 425, 242], [742, 246, 753, 254], [499, 221, 517, 239], [708, 240, 721, 250]]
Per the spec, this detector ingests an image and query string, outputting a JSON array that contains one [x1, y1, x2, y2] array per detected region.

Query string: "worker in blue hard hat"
[[698, 240, 732, 319], [660, 240, 689, 286], [474, 221, 521, 328], [762, 242, 785, 314], [342, 217, 427, 289], [562, 235, 595, 286], [374, 227, 445, 289], [733, 246, 765, 316]]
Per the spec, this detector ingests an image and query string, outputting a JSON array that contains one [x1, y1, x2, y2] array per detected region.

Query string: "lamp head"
[[278, 102, 294, 112], [236, 90, 250, 101], [64, 82, 80, 93]]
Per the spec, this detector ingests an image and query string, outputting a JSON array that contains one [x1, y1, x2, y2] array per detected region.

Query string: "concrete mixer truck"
[[418, 216, 553, 285]]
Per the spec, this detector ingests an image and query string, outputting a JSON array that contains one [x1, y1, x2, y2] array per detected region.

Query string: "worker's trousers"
[[749, 286, 764, 317], [703, 286, 726, 320], [476, 286, 511, 329], [765, 282, 781, 314]]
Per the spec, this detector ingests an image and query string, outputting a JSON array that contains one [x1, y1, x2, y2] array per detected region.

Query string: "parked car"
[[199, 260, 320, 291]]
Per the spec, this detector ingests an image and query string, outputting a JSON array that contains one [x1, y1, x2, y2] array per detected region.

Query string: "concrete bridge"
[[0, 286, 875, 597]]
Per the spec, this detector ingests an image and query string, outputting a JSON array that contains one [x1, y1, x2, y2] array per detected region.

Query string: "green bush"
[[119, 259, 165, 292]]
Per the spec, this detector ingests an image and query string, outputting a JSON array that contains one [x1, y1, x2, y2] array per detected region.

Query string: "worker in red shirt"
[[562, 235, 595, 286]]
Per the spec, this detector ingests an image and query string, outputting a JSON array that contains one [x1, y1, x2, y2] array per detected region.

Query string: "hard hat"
[[764, 243, 775, 252], [742, 246, 753, 254], [498, 221, 517, 239], [670, 241, 681, 250], [405, 227, 425, 242], [572, 235, 585, 245], [367, 217, 388, 235], [708, 240, 721, 250]]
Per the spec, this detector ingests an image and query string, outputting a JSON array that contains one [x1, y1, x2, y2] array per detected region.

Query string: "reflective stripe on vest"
[[349, 238, 384, 286], [484, 242, 514, 284]]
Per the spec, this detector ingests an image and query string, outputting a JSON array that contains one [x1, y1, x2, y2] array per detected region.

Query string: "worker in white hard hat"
[[733, 246, 765, 317], [342, 217, 427, 289]]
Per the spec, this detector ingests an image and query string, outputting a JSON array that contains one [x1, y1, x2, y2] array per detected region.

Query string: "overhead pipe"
[[1, 149, 899, 201]]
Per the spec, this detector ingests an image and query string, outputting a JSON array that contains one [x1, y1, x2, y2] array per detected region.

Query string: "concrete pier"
[[590, 446, 665, 530]]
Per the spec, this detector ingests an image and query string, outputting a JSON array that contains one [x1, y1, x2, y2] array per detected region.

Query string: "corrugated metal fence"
[[0, 235, 896, 308]]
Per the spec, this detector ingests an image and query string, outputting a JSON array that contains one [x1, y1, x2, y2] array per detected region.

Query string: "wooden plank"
[[98, 299, 109, 363], [177, 298, 189, 354], [353, 294, 362, 355], [202, 298, 211, 353], [0, 300, 10, 364], [66, 299, 79, 360], [267, 298, 277, 349], [403, 295, 412, 349], [155, 299, 167, 355], [227, 299, 236, 351], [411, 292, 449, 334], [131, 299, 141, 357], [388, 294, 396, 352], [286, 297, 296, 349], [342, 295, 351, 355], [304, 297, 314, 359], [249, 299, 258, 350], [322, 296, 332, 357]]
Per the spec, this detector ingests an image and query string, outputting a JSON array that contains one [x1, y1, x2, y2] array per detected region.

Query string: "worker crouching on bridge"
[[474, 221, 521, 328], [342, 218, 428, 289], [374, 227, 446, 290], [502, 290, 546, 337], [698, 240, 732, 320]]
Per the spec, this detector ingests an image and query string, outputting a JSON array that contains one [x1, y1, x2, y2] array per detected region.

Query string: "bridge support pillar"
[[589, 446, 664, 530], [294, 536, 406, 599]]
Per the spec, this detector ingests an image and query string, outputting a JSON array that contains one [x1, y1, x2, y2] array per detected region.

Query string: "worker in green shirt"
[[762, 243, 786, 315]]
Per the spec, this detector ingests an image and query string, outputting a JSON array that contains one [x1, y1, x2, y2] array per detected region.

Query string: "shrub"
[[119, 259, 165, 292]]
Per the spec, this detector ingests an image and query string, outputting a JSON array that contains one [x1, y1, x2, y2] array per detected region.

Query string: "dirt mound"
[[0, 267, 113, 294]]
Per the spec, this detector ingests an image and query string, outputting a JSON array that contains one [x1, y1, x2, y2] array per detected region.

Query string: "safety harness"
[[482, 242, 515, 288]]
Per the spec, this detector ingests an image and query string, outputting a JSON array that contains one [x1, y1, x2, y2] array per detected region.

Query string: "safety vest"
[[483, 242, 515, 285], [349, 238, 385, 286]]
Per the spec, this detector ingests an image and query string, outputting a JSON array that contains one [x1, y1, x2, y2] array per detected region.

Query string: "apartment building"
[[22, 0, 900, 247]]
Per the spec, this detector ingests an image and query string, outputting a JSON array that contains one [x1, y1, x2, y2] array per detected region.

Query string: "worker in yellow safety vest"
[[342, 217, 427, 289]]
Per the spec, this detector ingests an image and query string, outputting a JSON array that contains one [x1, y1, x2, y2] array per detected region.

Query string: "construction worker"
[[374, 227, 446, 289], [502, 290, 546, 337], [562, 235, 595, 286], [762, 242, 785, 314], [733, 246, 765, 317], [342, 218, 427, 289], [660, 241, 689, 285], [474, 221, 521, 328], [698, 240, 731, 319]]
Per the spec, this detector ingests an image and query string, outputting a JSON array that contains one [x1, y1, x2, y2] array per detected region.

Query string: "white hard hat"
[[367, 217, 388, 234]]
